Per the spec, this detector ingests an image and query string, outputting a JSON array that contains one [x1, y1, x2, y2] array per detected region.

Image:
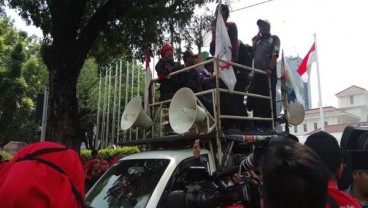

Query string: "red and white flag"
[[297, 42, 316, 82], [214, 5, 236, 91], [144, 50, 152, 111]]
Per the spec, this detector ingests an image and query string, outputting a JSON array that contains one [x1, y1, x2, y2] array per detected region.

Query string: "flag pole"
[[314, 33, 325, 131]]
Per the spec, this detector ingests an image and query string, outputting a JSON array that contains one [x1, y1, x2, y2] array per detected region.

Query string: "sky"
[[220, 0, 368, 109], [7, 0, 368, 109]]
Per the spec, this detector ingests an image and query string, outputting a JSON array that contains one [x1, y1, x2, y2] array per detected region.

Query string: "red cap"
[[161, 44, 173, 57]]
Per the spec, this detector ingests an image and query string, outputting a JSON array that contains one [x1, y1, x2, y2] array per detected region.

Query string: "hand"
[[193, 139, 201, 159], [266, 69, 272, 76], [252, 31, 261, 42]]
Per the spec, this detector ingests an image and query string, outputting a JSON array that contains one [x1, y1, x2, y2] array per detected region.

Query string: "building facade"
[[291, 85, 368, 143]]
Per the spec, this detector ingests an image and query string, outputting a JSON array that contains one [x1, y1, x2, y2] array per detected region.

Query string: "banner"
[[214, 5, 237, 91]]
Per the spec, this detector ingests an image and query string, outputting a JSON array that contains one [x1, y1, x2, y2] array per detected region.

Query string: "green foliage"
[[80, 146, 140, 160], [2, 0, 208, 148], [0, 15, 47, 145], [0, 150, 12, 160]]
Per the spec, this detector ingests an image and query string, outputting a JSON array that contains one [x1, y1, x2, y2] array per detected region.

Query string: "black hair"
[[261, 140, 329, 208], [220, 4, 229, 19], [305, 131, 343, 175]]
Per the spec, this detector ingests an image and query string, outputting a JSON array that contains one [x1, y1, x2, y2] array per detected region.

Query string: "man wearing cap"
[[155, 44, 183, 101], [182, 50, 202, 93], [345, 133, 368, 208], [246, 19, 280, 130], [305, 131, 361, 208]]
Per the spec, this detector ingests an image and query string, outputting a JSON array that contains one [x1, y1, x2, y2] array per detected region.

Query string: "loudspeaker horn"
[[286, 100, 305, 126], [121, 96, 152, 130], [169, 88, 206, 134]]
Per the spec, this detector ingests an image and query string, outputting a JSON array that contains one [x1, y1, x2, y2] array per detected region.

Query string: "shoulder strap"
[[15, 147, 84, 208], [328, 195, 339, 208]]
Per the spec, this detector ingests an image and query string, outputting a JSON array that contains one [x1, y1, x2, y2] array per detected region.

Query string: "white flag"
[[214, 6, 237, 91], [281, 53, 303, 104]]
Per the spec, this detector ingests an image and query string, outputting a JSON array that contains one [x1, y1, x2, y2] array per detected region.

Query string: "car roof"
[[120, 148, 211, 161]]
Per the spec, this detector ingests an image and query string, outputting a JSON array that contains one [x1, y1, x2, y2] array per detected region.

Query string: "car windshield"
[[85, 159, 170, 208]]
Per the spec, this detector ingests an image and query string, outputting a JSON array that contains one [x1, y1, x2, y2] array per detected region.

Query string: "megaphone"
[[169, 88, 206, 134], [121, 96, 152, 130], [285, 100, 305, 126]]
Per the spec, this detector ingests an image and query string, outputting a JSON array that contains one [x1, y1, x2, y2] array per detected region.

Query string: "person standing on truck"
[[209, 4, 249, 131], [246, 19, 280, 131], [181, 50, 202, 93], [155, 44, 183, 101]]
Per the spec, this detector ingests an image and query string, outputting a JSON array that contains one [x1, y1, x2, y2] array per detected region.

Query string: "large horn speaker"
[[169, 88, 206, 134], [286, 101, 305, 126], [121, 96, 152, 130]]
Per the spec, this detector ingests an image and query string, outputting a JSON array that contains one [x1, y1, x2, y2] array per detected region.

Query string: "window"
[[304, 124, 307, 132], [85, 158, 170, 208], [324, 121, 328, 126], [350, 96, 354, 105], [294, 126, 298, 133], [314, 123, 318, 130]]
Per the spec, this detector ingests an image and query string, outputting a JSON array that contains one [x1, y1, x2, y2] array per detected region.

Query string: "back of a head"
[[304, 131, 342, 174], [261, 140, 329, 208], [357, 132, 368, 150], [0, 142, 85, 208]]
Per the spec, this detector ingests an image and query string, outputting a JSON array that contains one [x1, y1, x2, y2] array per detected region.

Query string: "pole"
[[40, 86, 49, 141], [314, 33, 325, 131], [95, 72, 102, 148], [117, 59, 123, 144]]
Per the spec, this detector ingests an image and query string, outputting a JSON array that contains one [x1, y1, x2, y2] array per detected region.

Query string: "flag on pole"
[[214, 5, 237, 91], [281, 51, 305, 126], [282, 52, 303, 104], [297, 42, 316, 82], [144, 49, 152, 111]]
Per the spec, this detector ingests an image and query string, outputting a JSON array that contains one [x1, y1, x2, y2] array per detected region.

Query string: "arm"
[[155, 60, 173, 80], [227, 22, 238, 62], [266, 36, 280, 76], [209, 26, 216, 56]]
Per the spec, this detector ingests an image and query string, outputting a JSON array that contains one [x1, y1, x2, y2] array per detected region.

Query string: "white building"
[[291, 85, 368, 143]]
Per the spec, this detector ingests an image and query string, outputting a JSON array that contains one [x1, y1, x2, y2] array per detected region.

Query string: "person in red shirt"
[[0, 142, 85, 208], [305, 131, 361, 208]]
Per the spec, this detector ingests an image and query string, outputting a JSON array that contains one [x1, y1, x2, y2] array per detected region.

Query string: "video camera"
[[167, 165, 261, 208], [167, 135, 297, 208]]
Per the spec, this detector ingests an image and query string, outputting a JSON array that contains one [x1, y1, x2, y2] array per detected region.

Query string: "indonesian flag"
[[144, 49, 152, 111], [214, 5, 236, 91], [297, 42, 316, 82]]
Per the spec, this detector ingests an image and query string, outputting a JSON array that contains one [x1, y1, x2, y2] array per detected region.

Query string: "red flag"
[[144, 50, 152, 111], [297, 42, 316, 82]]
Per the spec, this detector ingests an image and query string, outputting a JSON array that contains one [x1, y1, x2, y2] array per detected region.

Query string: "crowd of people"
[[155, 4, 280, 132], [81, 149, 122, 192], [191, 130, 368, 208]]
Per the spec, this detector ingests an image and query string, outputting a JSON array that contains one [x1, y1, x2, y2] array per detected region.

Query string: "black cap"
[[257, 19, 271, 27]]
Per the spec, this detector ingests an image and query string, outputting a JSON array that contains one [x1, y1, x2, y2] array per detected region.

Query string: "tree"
[[2, 0, 207, 150], [0, 16, 47, 145]]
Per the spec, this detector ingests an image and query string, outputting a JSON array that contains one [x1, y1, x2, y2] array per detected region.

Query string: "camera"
[[167, 164, 262, 208]]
